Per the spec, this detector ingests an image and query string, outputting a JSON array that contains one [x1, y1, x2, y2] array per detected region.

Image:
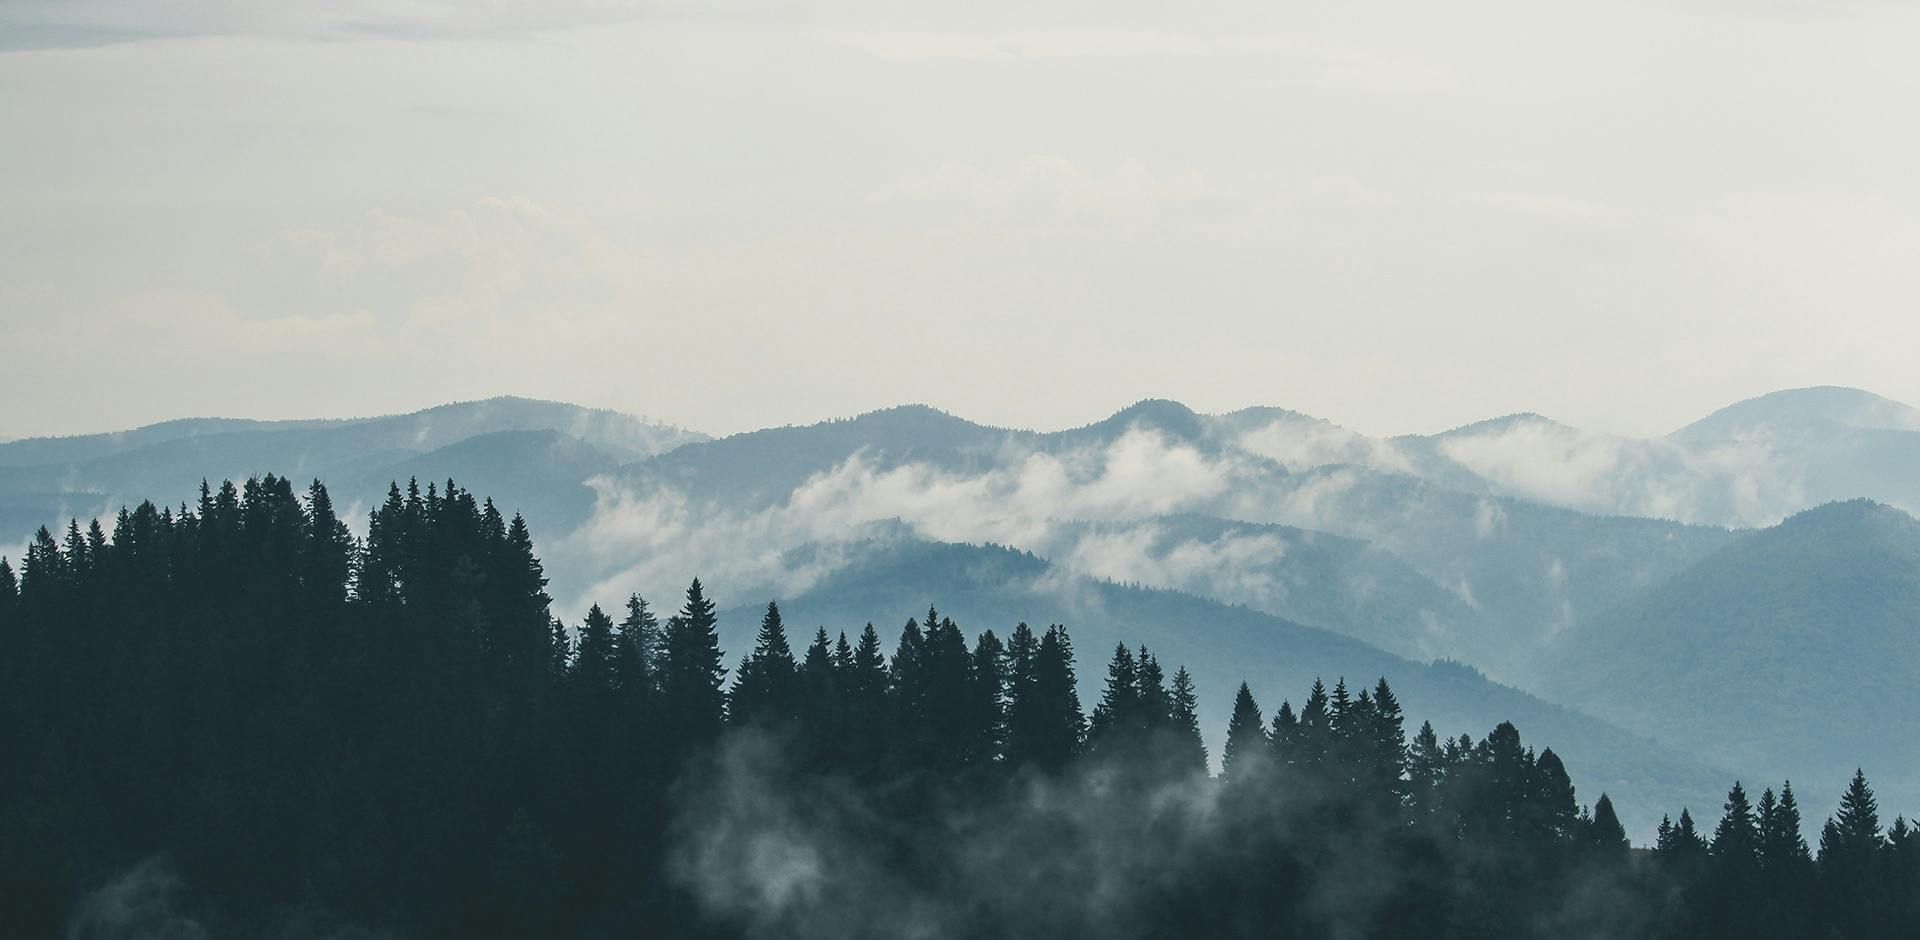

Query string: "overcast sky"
[[3, 0, 1918, 440]]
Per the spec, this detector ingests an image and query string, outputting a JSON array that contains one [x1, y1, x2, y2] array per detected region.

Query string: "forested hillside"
[[3, 478, 1914, 939]]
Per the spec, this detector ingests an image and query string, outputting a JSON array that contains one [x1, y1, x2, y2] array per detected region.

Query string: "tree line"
[[0, 476, 1915, 938]]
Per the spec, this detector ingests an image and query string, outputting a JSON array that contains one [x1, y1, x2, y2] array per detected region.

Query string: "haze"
[[5, 0, 1919, 441]]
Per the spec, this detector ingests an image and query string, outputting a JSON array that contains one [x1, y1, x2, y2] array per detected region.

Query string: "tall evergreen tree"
[[659, 579, 726, 748], [1583, 793, 1630, 864], [1006, 624, 1082, 771], [1407, 720, 1445, 820], [615, 594, 659, 701], [1088, 643, 1140, 751], [571, 604, 619, 693], [1167, 666, 1207, 775], [729, 601, 797, 728], [1222, 682, 1267, 781], [1819, 769, 1886, 938], [969, 629, 1008, 766]]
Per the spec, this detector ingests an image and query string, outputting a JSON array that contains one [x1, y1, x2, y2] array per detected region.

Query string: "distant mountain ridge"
[[0, 397, 705, 549], [713, 538, 1728, 839], [1539, 498, 1920, 818], [6, 387, 1919, 836]]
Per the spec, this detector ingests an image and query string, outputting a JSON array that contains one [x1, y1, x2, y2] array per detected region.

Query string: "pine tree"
[[729, 601, 797, 728], [1006, 624, 1082, 771], [1709, 781, 1763, 938], [1407, 720, 1445, 820], [1297, 679, 1331, 768], [915, 614, 975, 770], [1135, 647, 1170, 735], [301, 480, 353, 609], [1822, 769, 1882, 861], [1168, 666, 1207, 774], [1584, 794, 1630, 864], [969, 629, 1008, 766], [659, 578, 727, 747], [0, 556, 16, 626], [842, 623, 890, 771], [615, 594, 659, 700], [1819, 769, 1886, 938], [571, 604, 619, 693], [1760, 782, 1812, 871], [1529, 748, 1580, 845], [1368, 678, 1408, 806], [1222, 682, 1267, 781], [1088, 643, 1140, 751], [1268, 700, 1299, 770], [1712, 781, 1760, 866], [548, 617, 573, 681]]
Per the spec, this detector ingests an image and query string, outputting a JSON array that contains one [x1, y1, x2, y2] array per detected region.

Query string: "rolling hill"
[[1539, 499, 1920, 816], [707, 538, 1729, 839]]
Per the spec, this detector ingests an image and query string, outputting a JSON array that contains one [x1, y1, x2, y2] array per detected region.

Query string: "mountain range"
[[6, 385, 1919, 836]]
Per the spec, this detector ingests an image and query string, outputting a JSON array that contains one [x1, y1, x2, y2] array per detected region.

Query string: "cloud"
[[1432, 418, 1807, 526], [562, 427, 1266, 613]]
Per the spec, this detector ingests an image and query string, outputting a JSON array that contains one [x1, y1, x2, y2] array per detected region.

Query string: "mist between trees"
[[3, 477, 1915, 938]]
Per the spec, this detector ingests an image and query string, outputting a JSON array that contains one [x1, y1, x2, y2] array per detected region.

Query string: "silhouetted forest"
[[2, 477, 1916, 938]]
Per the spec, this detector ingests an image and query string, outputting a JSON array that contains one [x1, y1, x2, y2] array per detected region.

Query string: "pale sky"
[[4, 0, 1918, 441]]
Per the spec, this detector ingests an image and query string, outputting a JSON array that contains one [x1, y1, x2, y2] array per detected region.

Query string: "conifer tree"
[[1297, 679, 1331, 768], [1583, 793, 1630, 864], [0, 556, 16, 625], [659, 579, 727, 747], [1407, 720, 1445, 819], [1367, 678, 1408, 806], [841, 623, 890, 770], [1760, 782, 1812, 872], [1712, 781, 1760, 866], [1268, 700, 1299, 770], [1007, 624, 1082, 771], [1135, 648, 1169, 734], [549, 617, 573, 681], [615, 594, 659, 701], [1222, 682, 1267, 781], [969, 629, 1007, 766], [1088, 643, 1140, 750], [301, 480, 353, 609], [1819, 769, 1885, 938], [1529, 748, 1580, 845], [1709, 780, 1763, 937], [730, 601, 797, 728], [571, 604, 619, 693], [1167, 666, 1207, 774]]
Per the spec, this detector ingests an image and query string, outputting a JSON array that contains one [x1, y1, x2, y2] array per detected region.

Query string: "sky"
[[4, 0, 1919, 442]]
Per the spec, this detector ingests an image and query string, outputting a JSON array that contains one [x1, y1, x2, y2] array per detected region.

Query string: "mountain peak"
[[1675, 386, 1920, 440], [1079, 398, 1205, 439], [1430, 411, 1570, 439]]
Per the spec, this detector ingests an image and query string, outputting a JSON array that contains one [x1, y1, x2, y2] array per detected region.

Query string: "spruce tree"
[[1407, 720, 1445, 820], [1268, 701, 1299, 771], [1168, 666, 1207, 775], [615, 594, 659, 701], [842, 623, 890, 771], [1819, 769, 1886, 938], [1222, 682, 1267, 781], [1088, 643, 1140, 751], [969, 629, 1007, 766], [730, 601, 797, 728], [1135, 648, 1170, 735], [1712, 781, 1760, 866], [1007, 624, 1082, 771], [571, 604, 619, 693], [1529, 748, 1580, 845], [1584, 793, 1630, 863], [659, 578, 727, 747]]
